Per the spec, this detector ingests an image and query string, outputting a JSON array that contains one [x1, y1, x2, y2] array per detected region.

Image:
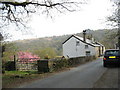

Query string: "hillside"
[[13, 29, 118, 56]]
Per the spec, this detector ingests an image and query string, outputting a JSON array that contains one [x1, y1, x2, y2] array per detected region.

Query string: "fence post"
[[13, 55, 16, 70]]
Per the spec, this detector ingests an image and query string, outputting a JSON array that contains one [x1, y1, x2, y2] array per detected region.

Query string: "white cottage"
[[62, 35, 105, 58]]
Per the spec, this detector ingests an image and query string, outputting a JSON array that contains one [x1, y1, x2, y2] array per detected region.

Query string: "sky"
[[6, 0, 114, 41]]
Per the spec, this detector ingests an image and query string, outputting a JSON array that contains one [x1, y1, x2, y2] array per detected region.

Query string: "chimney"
[[83, 30, 86, 42], [91, 37, 94, 43]]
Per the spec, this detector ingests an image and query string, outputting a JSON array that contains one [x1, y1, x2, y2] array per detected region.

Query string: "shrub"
[[53, 59, 68, 71], [5, 61, 16, 71]]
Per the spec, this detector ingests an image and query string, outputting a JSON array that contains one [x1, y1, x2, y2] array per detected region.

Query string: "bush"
[[5, 61, 16, 71], [2, 68, 5, 74], [53, 59, 68, 71]]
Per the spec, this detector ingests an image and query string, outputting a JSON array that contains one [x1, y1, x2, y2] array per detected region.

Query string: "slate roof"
[[62, 35, 103, 47]]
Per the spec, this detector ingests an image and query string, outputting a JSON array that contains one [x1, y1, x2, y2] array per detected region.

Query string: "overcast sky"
[[7, 0, 114, 41]]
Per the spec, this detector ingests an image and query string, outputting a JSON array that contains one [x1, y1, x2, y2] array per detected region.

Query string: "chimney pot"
[[83, 30, 86, 42]]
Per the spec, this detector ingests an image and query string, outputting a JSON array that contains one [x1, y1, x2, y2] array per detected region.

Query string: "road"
[[19, 57, 119, 88]]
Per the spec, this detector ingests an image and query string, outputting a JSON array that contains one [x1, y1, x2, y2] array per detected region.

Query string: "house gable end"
[[62, 35, 75, 44], [62, 35, 95, 47]]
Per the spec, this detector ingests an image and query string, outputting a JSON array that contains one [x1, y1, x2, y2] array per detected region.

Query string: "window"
[[105, 50, 120, 56], [76, 41, 80, 46], [86, 51, 91, 56], [85, 45, 89, 49]]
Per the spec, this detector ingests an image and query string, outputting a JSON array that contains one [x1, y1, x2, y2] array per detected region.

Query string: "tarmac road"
[[19, 57, 118, 88]]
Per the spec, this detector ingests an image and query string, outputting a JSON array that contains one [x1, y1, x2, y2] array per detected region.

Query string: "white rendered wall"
[[63, 37, 96, 58]]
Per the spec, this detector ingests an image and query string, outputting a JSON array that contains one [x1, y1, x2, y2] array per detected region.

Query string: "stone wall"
[[37, 56, 96, 73], [16, 61, 38, 71], [15, 56, 96, 72]]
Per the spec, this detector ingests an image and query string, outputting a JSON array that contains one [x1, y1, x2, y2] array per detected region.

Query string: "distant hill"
[[13, 29, 118, 56]]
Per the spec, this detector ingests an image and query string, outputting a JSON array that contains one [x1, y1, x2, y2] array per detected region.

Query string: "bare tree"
[[0, 0, 86, 41], [0, 0, 86, 28], [107, 0, 120, 49], [108, 0, 119, 26]]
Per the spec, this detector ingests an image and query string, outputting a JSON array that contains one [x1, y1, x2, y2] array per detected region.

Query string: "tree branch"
[[0, 1, 79, 8], [0, 0, 86, 29]]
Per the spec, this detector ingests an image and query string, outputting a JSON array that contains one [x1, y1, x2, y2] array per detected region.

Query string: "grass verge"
[[2, 68, 70, 88]]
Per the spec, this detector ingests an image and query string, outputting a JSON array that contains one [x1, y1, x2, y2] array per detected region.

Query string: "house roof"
[[62, 35, 103, 47], [94, 42, 104, 46]]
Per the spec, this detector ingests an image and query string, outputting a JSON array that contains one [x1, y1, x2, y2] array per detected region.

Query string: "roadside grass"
[[2, 65, 84, 88], [2, 70, 45, 88], [4, 70, 38, 75], [2, 70, 68, 88]]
